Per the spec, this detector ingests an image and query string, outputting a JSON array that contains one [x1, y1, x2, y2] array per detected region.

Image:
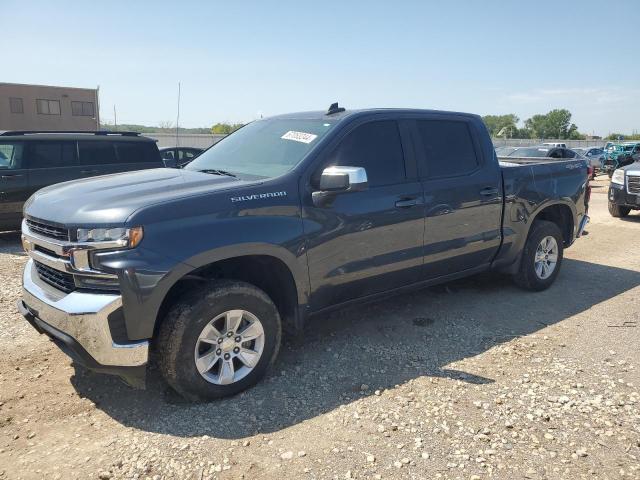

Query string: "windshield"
[[508, 147, 549, 157], [185, 118, 337, 178]]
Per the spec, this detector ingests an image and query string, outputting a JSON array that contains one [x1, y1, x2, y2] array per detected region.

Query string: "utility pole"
[[175, 82, 181, 147], [113, 105, 118, 131], [95, 85, 100, 130]]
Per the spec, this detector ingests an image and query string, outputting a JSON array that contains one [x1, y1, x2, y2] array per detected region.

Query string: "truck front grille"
[[26, 219, 69, 241], [34, 261, 76, 293], [628, 175, 640, 195]]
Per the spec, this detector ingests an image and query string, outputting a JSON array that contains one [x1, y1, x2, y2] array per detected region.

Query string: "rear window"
[[78, 141, 117, 165], [115, 142, 159, 163], [29, 142, 76, 169], [415, 120, 479, 178], [508, 148, 549, 158]]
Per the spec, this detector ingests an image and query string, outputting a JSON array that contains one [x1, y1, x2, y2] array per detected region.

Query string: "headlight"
[[77, 226, 144, 248], [611, 169, 625, 185]]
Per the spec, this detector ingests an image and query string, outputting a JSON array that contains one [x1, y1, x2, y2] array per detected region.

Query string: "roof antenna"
[[326, 102, 345, 115]]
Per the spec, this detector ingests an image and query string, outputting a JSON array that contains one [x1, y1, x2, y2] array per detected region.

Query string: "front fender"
[[181, 241, 310, 306]]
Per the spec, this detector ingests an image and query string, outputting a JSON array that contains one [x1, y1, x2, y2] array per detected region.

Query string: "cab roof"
[[0, 131, 156, 142], [270, 107, 482, 123]]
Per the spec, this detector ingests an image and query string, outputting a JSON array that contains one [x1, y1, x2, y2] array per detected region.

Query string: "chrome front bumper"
[[20, 258, 148, 367]]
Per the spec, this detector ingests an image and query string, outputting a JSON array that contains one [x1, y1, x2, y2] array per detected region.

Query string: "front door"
[[303, 119, 425, 310], [0, 140, 27, 229], [25, 141, 80, 205], [411, 117, 502, 279]]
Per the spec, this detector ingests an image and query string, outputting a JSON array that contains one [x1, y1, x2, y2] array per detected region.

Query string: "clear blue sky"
[[4, 0, 639, 135]]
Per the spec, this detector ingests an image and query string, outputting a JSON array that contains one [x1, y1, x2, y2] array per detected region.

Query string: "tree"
[[211, 123, 244, 134], [482, 114, 519, 137], [606, 133, 640, 141], [524, 109, 582, 140]]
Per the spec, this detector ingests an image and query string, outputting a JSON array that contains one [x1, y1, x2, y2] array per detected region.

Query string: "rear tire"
[[608, 202, 630, 218], [513, 220, 564, 291], [157, 280, 282, 401]]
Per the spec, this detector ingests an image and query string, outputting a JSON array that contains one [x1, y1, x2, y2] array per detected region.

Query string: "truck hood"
[[25, 168, 250, 226]]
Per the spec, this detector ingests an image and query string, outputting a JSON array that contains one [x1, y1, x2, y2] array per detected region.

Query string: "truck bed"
[[491, 154, 589, 272], [498, 156, 579, 167]]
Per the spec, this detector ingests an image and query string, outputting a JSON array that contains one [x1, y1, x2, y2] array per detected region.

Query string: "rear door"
[[77, 140, 162, 176], [112, 141, 164, 173], [177, 148, 200, 166], [77, 140, 118, 177], [25, 140, 80, 200], [303, 118, 425, 309], [411, 116, 502, 279], [160, 148, 177, 161], [0, 140, 28, 228]]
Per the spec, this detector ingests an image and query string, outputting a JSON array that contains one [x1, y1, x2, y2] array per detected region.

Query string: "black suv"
[[0, 131, 165, 230]]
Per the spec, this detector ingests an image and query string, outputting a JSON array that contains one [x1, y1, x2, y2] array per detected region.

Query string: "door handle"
[[480, 187, 499, 197], [81, 169, 99, 175], [1, 174, 24, 180], [395, 198, 419, 208]]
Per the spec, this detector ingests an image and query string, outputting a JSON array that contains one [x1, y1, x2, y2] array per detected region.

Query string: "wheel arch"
[[528, 201, 575, 247], [154, 245, 307, 338], [494, 200, 576, 275]]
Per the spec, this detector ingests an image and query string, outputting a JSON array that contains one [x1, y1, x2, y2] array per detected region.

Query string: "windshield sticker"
[[281, 131, 318, 144]]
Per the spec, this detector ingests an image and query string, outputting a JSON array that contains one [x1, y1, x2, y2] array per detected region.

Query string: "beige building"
[[0, 82, 99, 132]]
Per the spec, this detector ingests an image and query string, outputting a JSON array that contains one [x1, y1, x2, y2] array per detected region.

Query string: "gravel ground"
[[0, 176, 638, 480]]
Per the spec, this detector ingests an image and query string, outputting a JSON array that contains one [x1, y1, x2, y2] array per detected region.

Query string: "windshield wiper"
[[197, 169, 237, 178]]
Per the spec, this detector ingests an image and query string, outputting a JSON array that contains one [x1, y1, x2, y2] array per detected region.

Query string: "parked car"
[[159, 146, 204, 167], [602, 143, 640, 177], [608, 162, 640, 217], [0, 131, 167, 231], [572, 147, 605, 176], [17, 106, 590, 400], [505, 146, 579, 159], [542, 142, 567, 148]]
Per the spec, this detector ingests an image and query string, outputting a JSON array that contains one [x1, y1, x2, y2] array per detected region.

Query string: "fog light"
[[21, 235, 31, 253], [74, 275, 120, 291]]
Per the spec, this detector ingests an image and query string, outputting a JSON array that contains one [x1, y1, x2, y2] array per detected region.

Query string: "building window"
[[36, 99, 61, 115], [71, 101, 95, 117], [9, 97, 24, 114]]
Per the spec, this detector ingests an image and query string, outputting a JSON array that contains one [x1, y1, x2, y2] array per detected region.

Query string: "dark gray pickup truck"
[[17, 105, 590, 400]]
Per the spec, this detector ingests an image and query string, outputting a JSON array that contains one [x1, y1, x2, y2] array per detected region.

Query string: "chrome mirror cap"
[[319, 166, 368, 192]]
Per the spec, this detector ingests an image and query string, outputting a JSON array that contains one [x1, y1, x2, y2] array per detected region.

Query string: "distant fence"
[[491, 138, 607, 148], [146, 133, 227, 149], [146, 132, 609, 150]]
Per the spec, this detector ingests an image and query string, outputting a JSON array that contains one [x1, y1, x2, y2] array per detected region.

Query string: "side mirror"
[[312, 166, 368, 207], [319, 166, 368, 192], [162, 158, 177, 168]]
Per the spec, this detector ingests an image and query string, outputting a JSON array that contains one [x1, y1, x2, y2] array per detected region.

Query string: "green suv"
[[603, 143, 640, 177]]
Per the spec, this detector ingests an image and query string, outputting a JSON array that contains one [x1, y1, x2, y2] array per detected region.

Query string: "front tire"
[[513, 220, 564, 291], [608, 202, 630, 218], [157, 280, 282, 401]]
